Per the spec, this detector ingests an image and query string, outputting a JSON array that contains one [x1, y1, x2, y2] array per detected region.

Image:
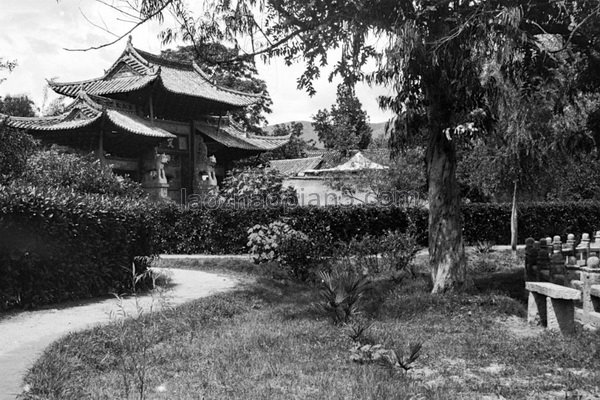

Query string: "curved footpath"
[[0, 268, 239, 400]]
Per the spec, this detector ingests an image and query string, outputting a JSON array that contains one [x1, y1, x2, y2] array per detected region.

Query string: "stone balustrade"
[[525, 233, 600, 331]]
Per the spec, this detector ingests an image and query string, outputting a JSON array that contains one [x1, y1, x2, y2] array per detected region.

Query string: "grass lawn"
[[19, 251, 600, 399]]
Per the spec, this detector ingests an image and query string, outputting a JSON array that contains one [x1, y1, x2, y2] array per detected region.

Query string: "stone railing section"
[[525, 233, 600, 331]]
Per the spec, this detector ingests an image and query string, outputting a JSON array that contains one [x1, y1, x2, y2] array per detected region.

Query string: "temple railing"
[[525, 233, 600, 327]]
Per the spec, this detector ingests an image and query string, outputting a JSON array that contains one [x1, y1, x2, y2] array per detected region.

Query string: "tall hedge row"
[[152, 201, 600, 255], [0, 185, 156, 310], [151, 205, 429, 255], [463, 201, 600, 244]]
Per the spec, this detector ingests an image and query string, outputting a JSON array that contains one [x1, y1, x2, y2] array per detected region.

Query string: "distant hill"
[[265, 120, 388, 149]]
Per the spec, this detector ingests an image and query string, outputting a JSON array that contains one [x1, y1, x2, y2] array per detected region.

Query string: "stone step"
[[526, 282, 581, 300]]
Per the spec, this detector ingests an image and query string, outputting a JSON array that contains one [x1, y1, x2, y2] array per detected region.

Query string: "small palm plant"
[[344, 320, 374, 343], [377, 342, 423, 372], [315, 270, 370, 324]]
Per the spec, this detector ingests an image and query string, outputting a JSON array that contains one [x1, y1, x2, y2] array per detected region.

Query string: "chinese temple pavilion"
[[3, 38, 289, 202]]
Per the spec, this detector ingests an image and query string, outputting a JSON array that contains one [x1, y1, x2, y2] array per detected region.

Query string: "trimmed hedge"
[[153, 201, 600, 255], [151, 205, 429, 255], [0, 185, 156, 310], [463, 201, 600, 244]]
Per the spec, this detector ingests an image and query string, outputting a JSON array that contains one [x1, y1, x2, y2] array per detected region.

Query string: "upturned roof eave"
[[3, 93, 175, 139], [48, 38, 262, 107], [196, 122, 289, 151]]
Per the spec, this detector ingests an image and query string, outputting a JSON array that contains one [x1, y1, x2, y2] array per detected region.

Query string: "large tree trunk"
[[426, 124, 468, 294]]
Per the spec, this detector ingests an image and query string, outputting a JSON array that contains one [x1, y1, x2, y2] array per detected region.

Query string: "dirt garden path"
[[0, 267, 239, 400]]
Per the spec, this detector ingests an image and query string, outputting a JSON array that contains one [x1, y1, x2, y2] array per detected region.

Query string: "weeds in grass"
[[378, 342, 423, 372], [314, 270, 370, 324], [111, 295, 154, 400], [475, 240, 496, 254], [350, 341, 423, 373], [344, 320, 374, 343], [110, 266, 173, 400]]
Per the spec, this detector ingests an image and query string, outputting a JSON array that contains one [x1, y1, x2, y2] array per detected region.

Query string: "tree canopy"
[[100, 0, 600, 292], [268, 122, 314, 160], [312, 84, 372, 152], [0, 94, 37, 117]]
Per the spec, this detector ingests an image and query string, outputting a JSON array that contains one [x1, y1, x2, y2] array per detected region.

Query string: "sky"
[[0, 0, 394, 125]]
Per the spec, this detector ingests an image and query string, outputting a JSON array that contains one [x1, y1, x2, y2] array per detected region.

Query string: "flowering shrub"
[[247, 221, 319, 279], [247, 221, 300, 263]]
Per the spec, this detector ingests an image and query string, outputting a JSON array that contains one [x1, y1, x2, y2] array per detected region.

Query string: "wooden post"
[[190, 120, 196, 195], [98, 128, 105, 166], [149, 94, 155, 126]]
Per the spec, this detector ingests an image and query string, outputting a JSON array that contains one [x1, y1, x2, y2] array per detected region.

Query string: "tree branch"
[[65, 0, 175, 52], [212, 27, 309, 64], [549, 4, 600, 54]]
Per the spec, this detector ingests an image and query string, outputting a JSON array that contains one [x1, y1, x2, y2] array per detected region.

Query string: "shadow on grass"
[[472, 268, 526, 302]]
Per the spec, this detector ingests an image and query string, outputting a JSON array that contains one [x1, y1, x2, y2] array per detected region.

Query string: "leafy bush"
[[20, 148, 146, 198], [334, 230, 421, 280], [0, 184, 156, 310], [247, 221, 299, 264], [0, 121, 38, 183], [220, 167, 297, 206], [378, 230, 421, 277], [247, 221, 318, 279], [278, 232, 322, 280]]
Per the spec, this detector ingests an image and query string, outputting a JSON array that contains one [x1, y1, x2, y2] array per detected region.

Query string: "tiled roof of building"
[[304, 149, 391, 168], [2, 92, 176, 139], [307, 152, 388, 174], [266, 149, 391, 177], [196, 121, 290, 151], [49, 38, 260, 108], [269, 156, 323, 176]]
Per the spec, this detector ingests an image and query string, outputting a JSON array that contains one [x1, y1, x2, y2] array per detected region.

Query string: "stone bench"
[[526, 282, 581, 334], [582, 284, 600, 326]]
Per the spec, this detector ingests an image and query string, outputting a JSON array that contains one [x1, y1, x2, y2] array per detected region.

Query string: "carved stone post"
[[537, 238, 550, 282], [550, 236, 565, 285], [142, 146, 171, 202], [525, 238, 538, 282], [576, 233, 591, 267], [194, 135, 218, 200]]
